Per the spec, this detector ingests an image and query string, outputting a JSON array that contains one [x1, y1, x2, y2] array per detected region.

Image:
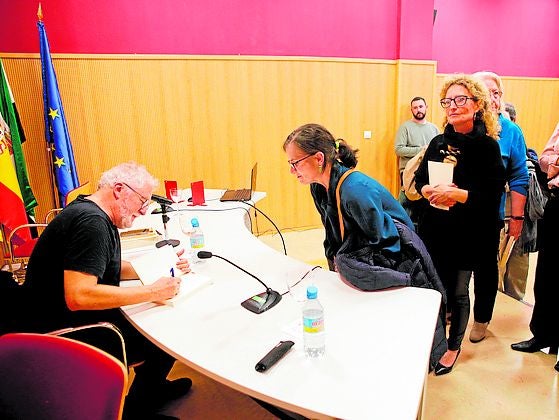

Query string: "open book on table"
[[127, 245, 211, 305]]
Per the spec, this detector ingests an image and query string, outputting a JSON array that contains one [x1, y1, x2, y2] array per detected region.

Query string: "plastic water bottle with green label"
[[188, 218, 204, 263], [302, 285, 325, 357]]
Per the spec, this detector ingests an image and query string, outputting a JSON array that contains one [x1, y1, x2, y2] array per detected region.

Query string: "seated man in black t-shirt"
[[14, 162, 191, 420]]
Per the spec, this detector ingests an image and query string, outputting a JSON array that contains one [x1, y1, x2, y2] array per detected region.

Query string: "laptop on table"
[[220, 163, 257, 202]]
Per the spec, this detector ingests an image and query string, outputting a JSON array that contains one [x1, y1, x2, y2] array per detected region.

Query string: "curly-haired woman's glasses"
[[440, 96, 475, 108]]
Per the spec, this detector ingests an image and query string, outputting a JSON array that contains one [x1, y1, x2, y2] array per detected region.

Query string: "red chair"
[[1, 223, 48, 284], [0, 323, 128, 420], [1, 182, 91, 283]]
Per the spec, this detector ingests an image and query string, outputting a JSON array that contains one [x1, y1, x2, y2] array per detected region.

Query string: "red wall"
[[1, 0, 557, 77], [433, 0, 559, 77], [0, 0, 423, 60]]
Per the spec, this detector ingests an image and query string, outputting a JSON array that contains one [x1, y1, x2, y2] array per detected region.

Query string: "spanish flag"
[[0, 109, 31, 248], [0, 59, 36, 248], [0, 60, 37, 216]]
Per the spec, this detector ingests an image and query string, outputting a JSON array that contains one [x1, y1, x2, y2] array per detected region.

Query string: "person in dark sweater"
[[414, 75, 506, 375], [511, 121, 559, 372]]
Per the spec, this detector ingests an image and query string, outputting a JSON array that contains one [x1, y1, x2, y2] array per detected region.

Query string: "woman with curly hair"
[[414, 74, 506, 375]]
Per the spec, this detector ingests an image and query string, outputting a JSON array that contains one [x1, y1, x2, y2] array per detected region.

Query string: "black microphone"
[[152, 194, 180, 248], [151, 194, 175, 214], [151, 194, 173, 205], [197, 251, 281, 314]]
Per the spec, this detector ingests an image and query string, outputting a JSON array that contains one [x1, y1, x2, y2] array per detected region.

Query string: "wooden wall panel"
[[500, 77, 559, 151], [392, 60, 439, 192], [4, 55, 556, 235], [1, 55, 411, 232]]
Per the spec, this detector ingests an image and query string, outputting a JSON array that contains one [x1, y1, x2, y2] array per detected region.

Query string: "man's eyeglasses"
[[121, 182, 151, 209], [288, 153, 314, 170], [489, 90, 502, 99], [440, 96, 475, 108]]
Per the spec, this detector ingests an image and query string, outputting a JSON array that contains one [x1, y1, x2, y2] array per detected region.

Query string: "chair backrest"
[[1, 223, 48, 284], [43, 181, 92, 224], [0, 333, 127, 420], [65, 181, 91, 206]]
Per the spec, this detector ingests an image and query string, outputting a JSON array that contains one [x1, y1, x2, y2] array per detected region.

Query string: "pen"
[[170, 268, 175, 277]]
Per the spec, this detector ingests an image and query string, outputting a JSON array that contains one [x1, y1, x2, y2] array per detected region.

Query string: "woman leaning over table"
[[283, 123, 448, 371], [282, 123, 414, 271], [414, 74, 506, 375]]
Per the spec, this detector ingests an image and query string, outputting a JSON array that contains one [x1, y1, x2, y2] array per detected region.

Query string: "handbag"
[[402, 148, 426, 201]]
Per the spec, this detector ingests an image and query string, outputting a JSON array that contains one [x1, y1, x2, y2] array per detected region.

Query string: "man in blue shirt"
[[471, 72, 529, 343]]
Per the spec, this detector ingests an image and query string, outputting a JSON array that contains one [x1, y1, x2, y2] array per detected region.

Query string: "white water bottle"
[[302, 285, 325, 357]]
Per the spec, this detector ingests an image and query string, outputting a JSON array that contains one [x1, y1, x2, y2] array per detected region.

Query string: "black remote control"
[[255, 340, 295, 372]]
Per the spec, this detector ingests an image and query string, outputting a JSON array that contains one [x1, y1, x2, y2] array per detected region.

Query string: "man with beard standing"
[[395, 96, 440, 225]]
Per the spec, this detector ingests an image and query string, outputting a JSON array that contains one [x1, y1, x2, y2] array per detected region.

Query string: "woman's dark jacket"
[[414, 120, 506, 268]]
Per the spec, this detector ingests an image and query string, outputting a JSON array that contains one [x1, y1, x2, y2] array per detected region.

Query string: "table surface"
[[121, 189, 441, 420]]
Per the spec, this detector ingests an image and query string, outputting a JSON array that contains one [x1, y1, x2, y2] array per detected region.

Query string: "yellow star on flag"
[[48, 107, 60, 119], [54, 156, 65, 168]]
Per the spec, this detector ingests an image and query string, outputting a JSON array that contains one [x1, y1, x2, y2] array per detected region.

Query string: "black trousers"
[[471, 223, 503, 323], [529, 196, 559, 344], [421, 222, 500, 349], [433, 258, 471, 351]]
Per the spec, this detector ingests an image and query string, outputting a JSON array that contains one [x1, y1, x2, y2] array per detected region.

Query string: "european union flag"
[[38, 18, 79, 207]]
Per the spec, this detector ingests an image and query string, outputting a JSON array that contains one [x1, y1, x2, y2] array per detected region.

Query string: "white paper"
[[428, 160, 453, 185], [129, 244, 179, 285], [428, 160, 454, 211], [282, 318, 304, 341], [128, 245, 212, 305], [164, 272, 212, 306]]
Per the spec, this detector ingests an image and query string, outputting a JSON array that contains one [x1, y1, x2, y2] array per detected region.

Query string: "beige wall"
[[2, 54, 558, 233]]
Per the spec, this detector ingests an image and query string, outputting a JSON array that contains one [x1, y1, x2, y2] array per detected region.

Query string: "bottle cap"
[[191, 217, 200, 228], [306, 285, 318, 299]]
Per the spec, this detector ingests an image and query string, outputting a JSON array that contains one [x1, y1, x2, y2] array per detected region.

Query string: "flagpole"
[[46, 141, 60, 208], [39, 2, 81, 208], [37, 3, 61, 209]]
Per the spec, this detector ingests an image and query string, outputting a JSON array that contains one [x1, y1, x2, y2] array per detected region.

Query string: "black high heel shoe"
[[434, 349, 461, 376]]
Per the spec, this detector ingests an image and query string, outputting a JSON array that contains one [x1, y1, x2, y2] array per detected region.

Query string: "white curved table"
[[122, 190, 441, 419]]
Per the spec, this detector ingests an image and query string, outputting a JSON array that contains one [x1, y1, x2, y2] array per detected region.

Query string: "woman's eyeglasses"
[[440, 96, 476, 108], [288, 154, 314, 170]]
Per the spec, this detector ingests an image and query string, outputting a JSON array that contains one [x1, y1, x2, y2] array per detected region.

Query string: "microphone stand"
[[155, 203, 180, 248], [197, 251, 281, 314]]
